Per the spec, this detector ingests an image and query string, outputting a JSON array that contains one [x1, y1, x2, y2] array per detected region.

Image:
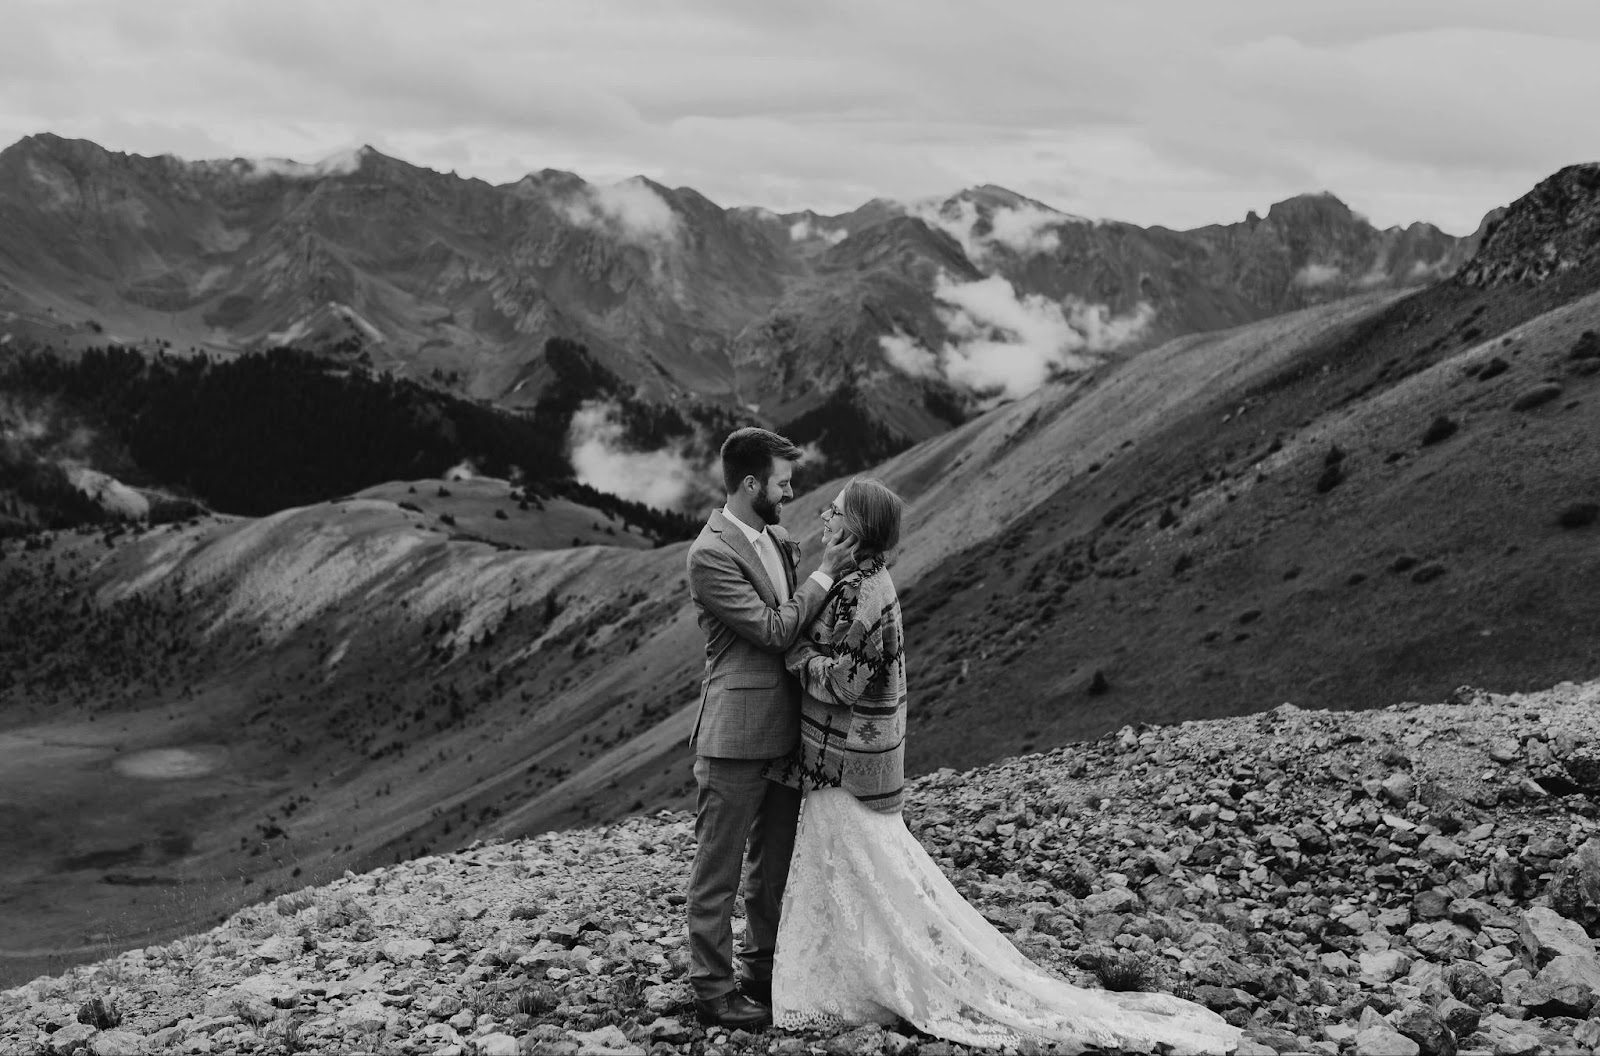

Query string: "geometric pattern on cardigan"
[[766, 560, 907, 814]]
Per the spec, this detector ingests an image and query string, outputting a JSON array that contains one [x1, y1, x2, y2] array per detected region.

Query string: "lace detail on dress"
[[773, 788, 1242, 1055]]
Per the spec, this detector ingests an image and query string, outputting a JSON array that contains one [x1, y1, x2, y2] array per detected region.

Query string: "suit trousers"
[[687, 755, 802, 1000]]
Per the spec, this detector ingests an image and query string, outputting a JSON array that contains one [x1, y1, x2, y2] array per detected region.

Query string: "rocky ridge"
[[8, 677, 1600, 1055], [1458, 164, 1600, 288]]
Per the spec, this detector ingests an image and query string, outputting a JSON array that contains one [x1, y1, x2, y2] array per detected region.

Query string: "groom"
[[684, 428, 855, 1028]]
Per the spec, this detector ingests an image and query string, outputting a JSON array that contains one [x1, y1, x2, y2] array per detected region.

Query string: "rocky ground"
[[7, 677, 1600, 1056]]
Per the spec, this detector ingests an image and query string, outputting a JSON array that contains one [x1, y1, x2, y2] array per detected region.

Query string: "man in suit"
[[685, 428, 856, 1029]]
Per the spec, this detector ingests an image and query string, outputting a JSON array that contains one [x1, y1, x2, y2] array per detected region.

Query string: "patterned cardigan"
[[765, 560, 907, 814]]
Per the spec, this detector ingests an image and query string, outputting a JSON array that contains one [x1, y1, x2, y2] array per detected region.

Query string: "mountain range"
[[1, 142, 1596, 988], [0, 133, 1489, 478]]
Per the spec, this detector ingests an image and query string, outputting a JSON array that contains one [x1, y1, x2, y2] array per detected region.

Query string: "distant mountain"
[[0, 133, 1485, 477]]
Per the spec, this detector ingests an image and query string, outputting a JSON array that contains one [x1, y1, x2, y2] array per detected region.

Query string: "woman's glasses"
[[820, 504, 841, 522]]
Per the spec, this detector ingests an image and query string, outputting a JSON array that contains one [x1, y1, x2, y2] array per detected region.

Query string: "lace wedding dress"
[[773, 788, 1242, 1054]]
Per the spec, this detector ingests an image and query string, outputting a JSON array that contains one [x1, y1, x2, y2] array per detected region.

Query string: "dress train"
[[773, 788, 1242, 1054]]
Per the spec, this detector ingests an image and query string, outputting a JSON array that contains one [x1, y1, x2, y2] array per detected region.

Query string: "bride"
[[763, 478, 1242, 1054]]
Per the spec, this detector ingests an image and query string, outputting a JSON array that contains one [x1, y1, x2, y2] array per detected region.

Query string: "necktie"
[[756, 531, 790, 604]]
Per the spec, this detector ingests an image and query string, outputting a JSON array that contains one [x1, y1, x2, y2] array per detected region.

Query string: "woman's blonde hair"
[[840, 477, 904, 557]]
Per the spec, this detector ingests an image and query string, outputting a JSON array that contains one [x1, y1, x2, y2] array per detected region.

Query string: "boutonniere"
[[781, 538, 801, 566]]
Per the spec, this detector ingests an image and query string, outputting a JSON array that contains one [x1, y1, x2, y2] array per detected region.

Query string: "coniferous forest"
[[0, 339, 704, 542]]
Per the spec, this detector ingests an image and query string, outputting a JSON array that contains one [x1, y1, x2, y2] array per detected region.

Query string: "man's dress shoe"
[[694, 990, 772, 1029]]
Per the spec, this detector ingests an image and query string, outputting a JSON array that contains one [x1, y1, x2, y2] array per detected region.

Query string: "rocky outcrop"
[[5, 678, 1600, 1054], [1457, 163, 1600, 287]]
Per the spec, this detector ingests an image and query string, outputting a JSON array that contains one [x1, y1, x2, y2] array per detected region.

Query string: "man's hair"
[[721, 428, 803, 494], [839, 477, 904, 556]]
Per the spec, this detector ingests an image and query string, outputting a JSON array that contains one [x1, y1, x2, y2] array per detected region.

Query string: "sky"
[[2, 0, 1597, 235]]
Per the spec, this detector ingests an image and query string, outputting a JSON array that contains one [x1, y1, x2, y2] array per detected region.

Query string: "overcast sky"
[[3, 0, 1596, 234]]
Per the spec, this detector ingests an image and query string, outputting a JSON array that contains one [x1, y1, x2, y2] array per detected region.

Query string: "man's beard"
[[752, 491, 782, 525]]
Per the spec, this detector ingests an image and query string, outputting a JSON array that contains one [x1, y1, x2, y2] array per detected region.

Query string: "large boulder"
[[1547, 836, 1600, 932], [1519, 953, 1600, 1017], [1520, 905, 1596, 968], [1353, 1024, 1420, 1056], [1392, 1006, 1456, 1056], [1444, 961, 1501, 1009], [1360, 950, 1413, 985], [1436, 997, 1480, 1038], [1566, 745, 1600, 791], [46, 1023, 98, 1055]]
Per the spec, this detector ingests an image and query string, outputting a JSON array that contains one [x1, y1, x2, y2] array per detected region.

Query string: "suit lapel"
[[709, 509, 779, 607]]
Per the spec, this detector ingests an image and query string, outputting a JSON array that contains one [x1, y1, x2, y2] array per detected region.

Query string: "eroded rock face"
[[1458, 163, 1600, 287]]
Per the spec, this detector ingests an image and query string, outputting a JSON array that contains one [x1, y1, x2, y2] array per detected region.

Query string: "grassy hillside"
[[899, 277, 1600, 770]]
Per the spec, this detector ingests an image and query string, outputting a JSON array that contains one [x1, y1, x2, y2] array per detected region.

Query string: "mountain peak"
[[509, 168, 587, 193], [1264, 191, 1358, 226]]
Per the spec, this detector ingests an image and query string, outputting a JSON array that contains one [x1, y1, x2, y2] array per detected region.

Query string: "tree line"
[[0, 339, 702, 543]]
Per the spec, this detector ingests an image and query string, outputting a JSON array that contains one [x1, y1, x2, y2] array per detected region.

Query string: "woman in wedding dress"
[[764, 479, 1242, 1055]]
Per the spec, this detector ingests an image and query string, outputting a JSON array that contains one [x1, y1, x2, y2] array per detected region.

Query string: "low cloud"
[[234, 147, 367, 179], [787, 217, 847, 244], [911, 198, 1073, 263], [878, 330, 941, 379], [567, 400, 715, 512], [880, 273, 1155, 401], [444, 459, 482, 481], [797, 441, 828, 472], [0, 393, 96, 460], [1407, 257, 1455, 282], [1292, 262, 1343, 287], [987, 203, 1066, 255], [558, 178, 679, 243]]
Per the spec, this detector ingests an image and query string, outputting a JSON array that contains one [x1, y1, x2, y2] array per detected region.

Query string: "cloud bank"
[[880, 273, 1156, 401], [987, 203, 1070, 255], [911, 199, 1074, 264], [238, 147, 366, 179], [1292, 263, 1344, 287], [567, 400, 714, 512], [2, 3, 1593, 236], [558, 178, 679, 243], [787, 217, 847, 245]]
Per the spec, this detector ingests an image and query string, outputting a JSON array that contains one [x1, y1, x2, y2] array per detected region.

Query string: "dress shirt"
[[722, 506, 833, 602]]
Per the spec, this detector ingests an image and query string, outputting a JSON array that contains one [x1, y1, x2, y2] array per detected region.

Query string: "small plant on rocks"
[[1420, 415, 1459, 446], [1058, 867, 1094, 899], [1558, 502, 1599, 529], [76, 995, 121, 1029], [274, 890, 316, 917], [510, 984, 558, 1018], [1075, 949, 1156, 992], [1571, 329, 1600, 360], [466, 983, 500, 1017]]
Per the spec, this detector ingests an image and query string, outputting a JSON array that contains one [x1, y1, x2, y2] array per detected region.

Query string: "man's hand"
[[820, 532, 858, 579]]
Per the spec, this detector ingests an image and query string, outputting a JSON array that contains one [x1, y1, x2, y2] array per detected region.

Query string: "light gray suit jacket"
[[686, 509, 830, 759]]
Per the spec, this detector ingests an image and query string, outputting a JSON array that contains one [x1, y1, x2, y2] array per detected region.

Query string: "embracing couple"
[[684, 428, 1241, 1052]]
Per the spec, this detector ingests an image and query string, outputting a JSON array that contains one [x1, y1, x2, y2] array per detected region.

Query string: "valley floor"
[[6, 677, 1600, 1054]]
